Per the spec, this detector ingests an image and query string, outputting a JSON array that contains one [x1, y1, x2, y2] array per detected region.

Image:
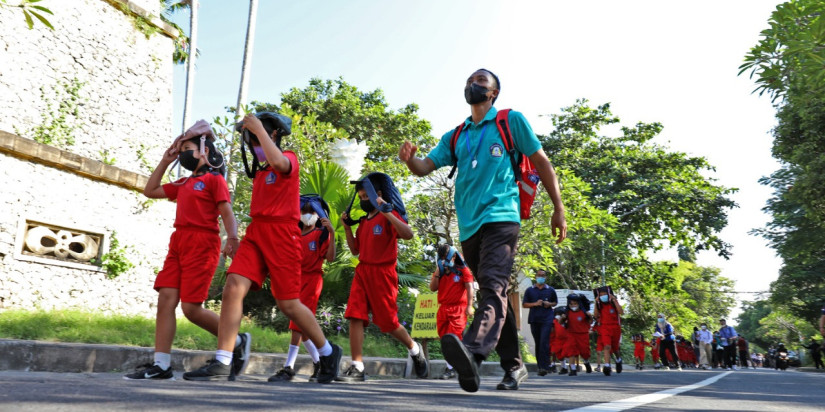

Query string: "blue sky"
[[168, 1, 783, 311]]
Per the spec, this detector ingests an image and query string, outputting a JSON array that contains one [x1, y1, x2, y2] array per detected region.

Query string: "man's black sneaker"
[[334, 365, 366, 382], [604, 365, 612, 376], [308, 362, 320, 382], [549, 365, 557, 373], [267, 366, 296, 382], [441, 333, 480, 393], [182, 359, 231, 381], [559, 367, 568, 375], [569, 368, 578, 376], [123, 363, 174, 380], [232, 333, 252, 376], [616, 360, 623, 373], [537, 368, 548, 376], [496, 365, 528, 390], [440, 368, 456, 380], [585, 362, 592, 373], [410, 342, 429, 379], [317, 343, 342, 384]]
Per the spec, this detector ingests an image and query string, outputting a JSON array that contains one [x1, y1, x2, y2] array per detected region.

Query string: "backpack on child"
[[447, 109, 539, 219]]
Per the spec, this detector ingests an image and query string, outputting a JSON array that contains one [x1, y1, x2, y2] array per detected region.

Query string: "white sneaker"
[[732, 365, 738, 370]]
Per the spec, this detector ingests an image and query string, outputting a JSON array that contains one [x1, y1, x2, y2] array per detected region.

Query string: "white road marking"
[[562, 371, 734, 412]]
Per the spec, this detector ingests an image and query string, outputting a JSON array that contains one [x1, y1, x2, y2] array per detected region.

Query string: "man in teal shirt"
[[399, 69, 566, 392]]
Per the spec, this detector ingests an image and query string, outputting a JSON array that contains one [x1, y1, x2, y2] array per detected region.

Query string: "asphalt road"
[[0, 367, 822, 411]]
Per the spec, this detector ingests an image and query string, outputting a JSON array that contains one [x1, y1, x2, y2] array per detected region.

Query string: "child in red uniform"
[[336, 173, 429, 382], [268, 195, 336, 382], [552, 308, 569, 374], [125, 121, 239, 380], [183, 112, 342, 383], [633, 334, 651, 370], [593, 287, 623, 376], [651, 335, 662, 369], [430, 244, 475, 380], [564, 294, 592, 376]]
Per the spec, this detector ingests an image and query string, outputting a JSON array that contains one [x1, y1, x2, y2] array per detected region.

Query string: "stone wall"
[[0, 0, 183, 317], [0, 0, 176, 175]]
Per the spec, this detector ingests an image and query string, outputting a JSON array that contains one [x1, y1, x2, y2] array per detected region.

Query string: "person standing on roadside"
[[399, 68, 566, 392], [718, 318, 738, 371], [522, 269, 557, 377], [696, 323, 713, 369]]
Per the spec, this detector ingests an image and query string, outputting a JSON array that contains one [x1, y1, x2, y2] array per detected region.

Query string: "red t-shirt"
[[567, 310, 590, 334], [250, 151, 300, 221], [598, 302, 621, 326], [437, 265, 474, 306], [162, 172, 230, 233], [301, 228, 329, 276], [353, 210, 403, 265]]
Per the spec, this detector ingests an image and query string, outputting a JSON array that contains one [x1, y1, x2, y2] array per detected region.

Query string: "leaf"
[[23, 10, 33, 29], [28, 9, 53, 30], [30, 5, 52, 15]]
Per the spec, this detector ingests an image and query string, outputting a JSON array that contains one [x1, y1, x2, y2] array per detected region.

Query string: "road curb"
[[0, 339, 531, 378]]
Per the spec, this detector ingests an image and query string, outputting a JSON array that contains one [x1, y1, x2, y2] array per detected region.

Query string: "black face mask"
[[464, 83, 490, 105], [179, 150, 200, 172], [360, 199, 375, 213]]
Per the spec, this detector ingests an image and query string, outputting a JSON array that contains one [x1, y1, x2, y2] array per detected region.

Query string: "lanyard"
[[464, 123, 488, 169]]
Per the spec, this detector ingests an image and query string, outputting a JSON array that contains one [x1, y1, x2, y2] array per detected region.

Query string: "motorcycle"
[[776, 350, 789, 371]]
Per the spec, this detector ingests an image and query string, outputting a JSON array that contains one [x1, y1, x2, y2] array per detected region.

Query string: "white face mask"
[[701, 325, 707, 330], [570, 306, 580, 312], [301, 213, 318, 227]]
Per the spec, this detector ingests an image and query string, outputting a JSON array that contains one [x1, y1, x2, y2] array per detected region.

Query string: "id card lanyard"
[[465, 123, 488, 169]]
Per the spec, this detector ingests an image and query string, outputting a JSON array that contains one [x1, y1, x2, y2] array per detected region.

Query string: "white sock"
[[604, 363, 611, 367], [216, 350, 233, 366], [352, 360, 365, 372], [154, 352, 171, 370], [445, 362, 453, 370], [562, 360, 568, 368], [235, 335, 242, 348], [409, 341, 421, 357], [303, 340, 320, 363], [317, 340, 333, 357], [285, 345, 300, 368]]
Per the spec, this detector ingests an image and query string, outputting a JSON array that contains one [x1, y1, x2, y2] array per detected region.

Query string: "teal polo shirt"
[[427, 107, 541, 241]]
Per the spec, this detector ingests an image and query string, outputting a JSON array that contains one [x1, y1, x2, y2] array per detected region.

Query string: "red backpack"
[[447, 109, 539, 219]]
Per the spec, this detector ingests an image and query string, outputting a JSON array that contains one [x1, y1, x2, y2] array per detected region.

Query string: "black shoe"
[[559, 367, 568, 375], [585, 362, 592, 373], [537, 369, 548, 376], [308, 362, 320, 382], [334, 365, 366, 382], [616, 360, 623, 374], [182, 359, 231, 381], [604, 365, 612, 376], [569, 368, 577, 376], [232, 333, 252, 376], [549, 365, 557, 373], [497, 366, 528, 390], [123, 363, 174, 380], [317, 344, 343, 384], [267, 366, 295, 382], [410, 342, 429, 378], [440, 368, 456, 380], [441, 333, 480, 393]]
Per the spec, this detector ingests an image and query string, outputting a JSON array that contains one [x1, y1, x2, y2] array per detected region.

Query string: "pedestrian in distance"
[[183, 112, 342, 383], [399, 68, 567, 392], [564, 294, 593, 376], [268, 195, 337, 382], [718, 318, 738, 371], [632, 334, 651, 370], [430, 244, 475, 380], [655, 314, 681, 371], [336, 173, 428, 382], [696, 322, 714, 369], [125, 120, 240, 381], [522, 269, 557, 377], [593, 286, 623, 376], [551, 308, 569, 374]]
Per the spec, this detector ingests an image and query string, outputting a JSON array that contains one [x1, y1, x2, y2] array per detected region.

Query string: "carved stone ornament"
[[16, 220, 105, 269]]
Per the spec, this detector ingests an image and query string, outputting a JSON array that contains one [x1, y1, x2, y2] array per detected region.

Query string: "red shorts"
[[154, 228, 221, 303], [564, 332, 591, 359], [596, 324, 622, 353], [437, 304, 467, 337], [344, 263, 400, 333], [634, 347, 647, 359], [227, 220, 301, 300], [289, 273, 324, 333], [551, 337, 567, 358]]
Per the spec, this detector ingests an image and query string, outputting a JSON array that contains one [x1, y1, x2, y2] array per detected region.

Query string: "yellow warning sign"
[[411, 292, 439, 339]]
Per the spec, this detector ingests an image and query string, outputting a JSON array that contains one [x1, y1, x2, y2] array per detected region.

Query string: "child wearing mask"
[[564, 294, 592, 376], [125, 121, 240, 380], [336, 173, 428, 382], [654, 314, 681, 371], [430, 245, 475, 379], [633, 334, 650, 370], [268, 195, 336, 382], [593, 287, 623, 376]]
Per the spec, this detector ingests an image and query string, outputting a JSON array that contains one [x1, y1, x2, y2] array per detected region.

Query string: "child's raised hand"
[[341, 211, 350, 227], [319, 217, 334, 231], [242, 113, 265, 135], [162, 142, 180, 164], [398, 141, 417, 162]]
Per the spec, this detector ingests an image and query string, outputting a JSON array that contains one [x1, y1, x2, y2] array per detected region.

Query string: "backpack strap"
[[494, 109, 521, 183], [447, 123, 465, 179]]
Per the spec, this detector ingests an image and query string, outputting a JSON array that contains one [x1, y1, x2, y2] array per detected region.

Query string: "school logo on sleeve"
[[193, 181, 205, 191], [308, 241, 317, 251], [610, 308, 615, 314], [453, 275, 460, 283], [372, 224, 383, 235], [490, 143, 503, 157], [266, 172, 277, 185]]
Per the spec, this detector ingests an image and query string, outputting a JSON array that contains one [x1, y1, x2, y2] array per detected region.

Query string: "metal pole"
[[179, 0, 198, 179]]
